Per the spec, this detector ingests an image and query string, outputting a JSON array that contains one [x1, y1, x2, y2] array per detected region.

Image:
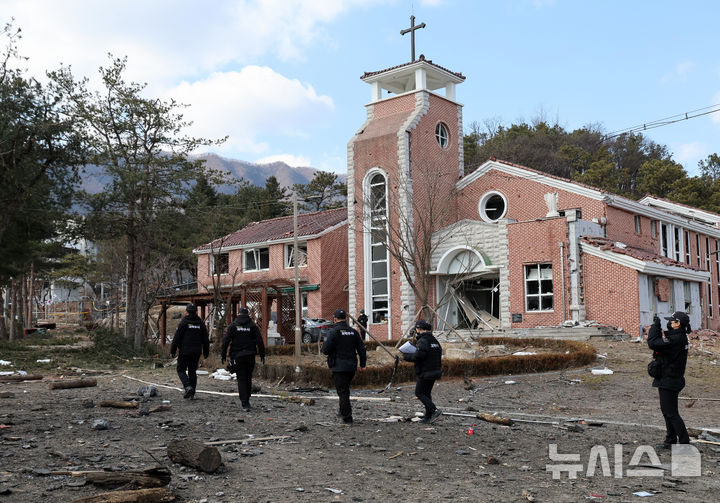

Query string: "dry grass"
[[256, 337, 596, 386]]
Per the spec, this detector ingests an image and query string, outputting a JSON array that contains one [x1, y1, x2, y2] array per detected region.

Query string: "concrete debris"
[[137, 385, 158, 397], [591, 368, 614, 375], [91, 419, 109, 430]]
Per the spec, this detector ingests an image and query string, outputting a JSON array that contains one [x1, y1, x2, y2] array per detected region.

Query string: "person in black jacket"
[[648, 310, 690, 448], [356, 309, 368, 338], [402, 320, 442, 423], [170, 303, 210, 399], [221, 307, 265, 411], [322, 309, 367, 424]]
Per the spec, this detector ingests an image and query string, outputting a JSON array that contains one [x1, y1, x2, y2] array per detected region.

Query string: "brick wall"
[[506, 218, 569, 328], [582, 253, 640, 336], [456, 169, 606, 223], [319, 225, 349, 319]]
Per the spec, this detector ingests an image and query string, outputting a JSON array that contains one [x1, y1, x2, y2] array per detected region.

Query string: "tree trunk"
[[69, 487, 174, 503], [48, 378, 97, 389], [27, 263, 35, 327], [9, 280, 17, 341], [0, 287, 7, 340], [166, 439, 221, 473]]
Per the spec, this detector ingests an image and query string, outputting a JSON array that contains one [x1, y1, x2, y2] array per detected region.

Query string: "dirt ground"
[[1, 337, 719, 502]]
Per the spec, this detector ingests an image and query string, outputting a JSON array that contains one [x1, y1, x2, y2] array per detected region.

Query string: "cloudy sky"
[[3, 0, 719, 175]]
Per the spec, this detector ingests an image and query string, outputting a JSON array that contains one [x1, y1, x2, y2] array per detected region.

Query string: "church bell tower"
[[347, 17, 466, 339]]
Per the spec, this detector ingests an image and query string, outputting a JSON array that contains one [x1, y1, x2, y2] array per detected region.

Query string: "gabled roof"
[[194, 207, 347, 253], [639, 195, 720, 225], [580, 236, 710, 282], [460, 158, 720, 238], [361, 55, 465, 81]]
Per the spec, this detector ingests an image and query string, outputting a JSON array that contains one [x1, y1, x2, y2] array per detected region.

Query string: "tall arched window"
[[366, 172, 389, 324]]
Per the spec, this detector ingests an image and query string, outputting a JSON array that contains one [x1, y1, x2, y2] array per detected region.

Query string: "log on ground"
[[166, 439, 221, 473], [476, 412, 513, 426], [54, 466, 171, 488], [0, 374, 43, 382], [69, 487, 174, 502], [49, 378, 98, 390], [99, 401, 139, 409]]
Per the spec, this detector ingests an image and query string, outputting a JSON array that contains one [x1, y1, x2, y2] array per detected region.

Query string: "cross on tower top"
[[400, 15, 426, 62]]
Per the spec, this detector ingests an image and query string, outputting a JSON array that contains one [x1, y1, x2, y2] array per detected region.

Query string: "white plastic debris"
[[0, 360, 11, 366], [632, 491, 654, 497], [211, 368, 235, 380], [504, 380, 517, 385], [196, 370, 209, 375], [16, 370, 27, 376], [513, 351, 537, 356], [325, 488, 342, 494], [36, 359, 51, 363], [591, 368, 614, 375], [0, 371, 13, 376]]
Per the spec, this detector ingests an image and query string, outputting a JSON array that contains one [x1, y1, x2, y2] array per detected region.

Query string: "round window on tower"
[[478, 191, 507, 223], [435, 122, 449, 148]]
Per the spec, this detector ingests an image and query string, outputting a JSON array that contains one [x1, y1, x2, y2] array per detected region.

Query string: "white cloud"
[[255, 154, 312, 167], [167, 66, 334, 156], [661, 60, 696, 83], [673, 142, 706, 164], [2, 0, 374, 87]]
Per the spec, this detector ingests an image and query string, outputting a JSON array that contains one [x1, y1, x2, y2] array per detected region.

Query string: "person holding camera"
[[221, 307, 265, 411], [170, 303, 209, 400], [647, 311, 690, 448], [402, 319, 442, 424]]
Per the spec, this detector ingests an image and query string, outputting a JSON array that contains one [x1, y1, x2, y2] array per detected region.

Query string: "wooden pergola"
[[154, 278, 304, 345]]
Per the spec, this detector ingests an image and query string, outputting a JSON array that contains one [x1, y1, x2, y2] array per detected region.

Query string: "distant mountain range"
[[81, 153, 344, 195], [197, 153, 323, 193]]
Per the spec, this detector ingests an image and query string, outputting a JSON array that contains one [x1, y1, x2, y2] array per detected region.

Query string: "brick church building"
[[347, 51, 719, 341], [187, 28, 720, 345]]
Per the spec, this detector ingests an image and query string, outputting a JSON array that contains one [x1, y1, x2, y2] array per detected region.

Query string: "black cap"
[[186, 303, 197, 313], [238, 307, 249, 315], [664, 311, 689, 326], [359, 309, 365, 314], [415, 320, 432, 331], [333, 309, 347, 319]]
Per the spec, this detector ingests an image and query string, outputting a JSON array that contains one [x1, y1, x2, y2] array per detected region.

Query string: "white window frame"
[[634, 215, 641, 234], [685, 231, 691, 264], [706, 237, 711, 272], [524, 263, 554, 312], [696, 234, 701, 267], [285, 243, 308, 269], [243, 247, 270, 272], [210, 252, 229, 276], [478, 191, 508, 223], [435, 122, 449, 148], [301, 291, 308, 317], [364, 169, 390, 325], [708, 281, 714, 318]]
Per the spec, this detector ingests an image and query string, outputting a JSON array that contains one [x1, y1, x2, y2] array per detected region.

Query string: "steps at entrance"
[[436, 325, 628, 342]]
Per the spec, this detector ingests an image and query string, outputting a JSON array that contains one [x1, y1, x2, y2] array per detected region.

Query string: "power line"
[[604, 103, 720, 140]]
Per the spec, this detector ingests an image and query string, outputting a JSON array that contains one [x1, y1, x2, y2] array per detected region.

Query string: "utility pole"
[[293, 194, 302, 373]]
